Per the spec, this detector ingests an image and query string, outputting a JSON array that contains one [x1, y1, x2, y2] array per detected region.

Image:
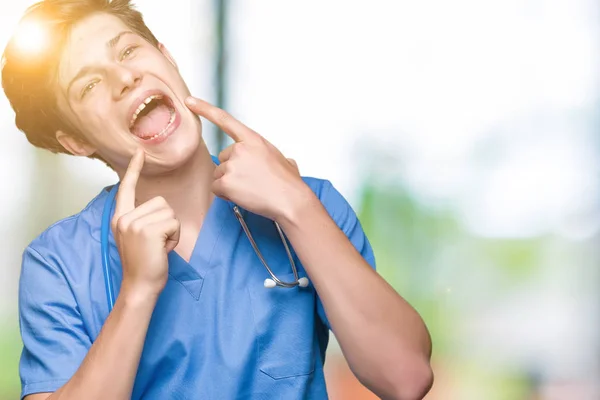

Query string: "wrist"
[[275, 182, 321, 227], [119, 280, 162, 308]]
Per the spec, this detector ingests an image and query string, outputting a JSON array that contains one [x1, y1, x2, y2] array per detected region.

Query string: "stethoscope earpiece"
[[298, 277, 309, 288], [264, 279, 277, 288], [264, 277, 310, 289], [233, 205, 309, 290]]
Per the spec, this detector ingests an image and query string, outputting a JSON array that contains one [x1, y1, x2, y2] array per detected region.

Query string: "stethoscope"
[[101, 183, 309, 312]]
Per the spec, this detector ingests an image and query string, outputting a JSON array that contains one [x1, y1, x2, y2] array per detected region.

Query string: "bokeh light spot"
[[12, 19, 48, 56]]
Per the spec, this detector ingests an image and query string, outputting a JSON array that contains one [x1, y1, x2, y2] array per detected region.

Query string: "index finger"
[[185, 96, 258, 143], [114, 148, 145, 218]]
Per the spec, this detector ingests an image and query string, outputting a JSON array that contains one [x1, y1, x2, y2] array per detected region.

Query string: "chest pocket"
[[247, 272, 317, 379]]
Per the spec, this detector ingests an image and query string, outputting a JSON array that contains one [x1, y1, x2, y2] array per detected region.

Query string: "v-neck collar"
[[168, 194, 231, 275]]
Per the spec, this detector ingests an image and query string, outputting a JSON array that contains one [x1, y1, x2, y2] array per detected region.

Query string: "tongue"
[[131, 103, 172, 139]]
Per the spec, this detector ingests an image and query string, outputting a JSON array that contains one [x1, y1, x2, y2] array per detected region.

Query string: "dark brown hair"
[[1, 0, 159, 157]]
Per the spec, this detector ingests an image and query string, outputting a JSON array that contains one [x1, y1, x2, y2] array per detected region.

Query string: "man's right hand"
[[110, 148, 180, 297]]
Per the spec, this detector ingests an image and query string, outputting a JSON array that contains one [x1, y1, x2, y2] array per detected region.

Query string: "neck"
[[130, 142, 216, 226]]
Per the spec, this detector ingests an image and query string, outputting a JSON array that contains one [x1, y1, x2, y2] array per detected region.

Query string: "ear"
[[159, 43, 178, 70], [56, 130, 96, 157]]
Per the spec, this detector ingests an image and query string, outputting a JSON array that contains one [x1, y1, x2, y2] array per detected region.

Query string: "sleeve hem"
[[22, 379, 68, 399]]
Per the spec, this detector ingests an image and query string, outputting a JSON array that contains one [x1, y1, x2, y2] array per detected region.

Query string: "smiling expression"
[[55, 13, 203, 173]]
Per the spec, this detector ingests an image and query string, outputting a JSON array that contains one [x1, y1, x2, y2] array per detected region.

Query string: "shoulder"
[[300, 176, 376, 267], [301, 176, 340, 201], [26, 186, 110, 264], [301, 176, 339, 210], [301, 176, 357, 230]]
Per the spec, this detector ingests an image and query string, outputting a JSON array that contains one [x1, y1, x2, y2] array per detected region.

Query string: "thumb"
[[165, 219, 181, 253]]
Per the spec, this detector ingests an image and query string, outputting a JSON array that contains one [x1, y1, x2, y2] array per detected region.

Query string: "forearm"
[[49, 285, 157, 400], [278, 190, 433, 400]]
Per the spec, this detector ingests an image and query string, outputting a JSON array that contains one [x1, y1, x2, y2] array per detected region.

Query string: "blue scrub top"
[[18, 174, 376, 399]]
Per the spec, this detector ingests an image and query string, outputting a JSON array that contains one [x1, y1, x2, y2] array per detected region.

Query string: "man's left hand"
[[185, 96, 311, 222]]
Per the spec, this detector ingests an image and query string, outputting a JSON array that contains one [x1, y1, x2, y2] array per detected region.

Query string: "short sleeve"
[[316, 180, 377, 330], [19, 246, 91, 399]]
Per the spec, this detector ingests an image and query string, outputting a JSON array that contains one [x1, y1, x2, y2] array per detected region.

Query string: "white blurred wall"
[[228, 0, 599, 234]]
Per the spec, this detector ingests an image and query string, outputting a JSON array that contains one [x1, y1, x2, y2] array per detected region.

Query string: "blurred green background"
[[1, 1, 598, 399]]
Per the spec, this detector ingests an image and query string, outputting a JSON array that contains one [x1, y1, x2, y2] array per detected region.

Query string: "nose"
[[110, 64, 142, 100]]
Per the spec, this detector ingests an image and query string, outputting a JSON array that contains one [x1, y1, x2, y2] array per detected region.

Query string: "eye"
[[120, 45, 138, 61], [81, 81, 98, 98]]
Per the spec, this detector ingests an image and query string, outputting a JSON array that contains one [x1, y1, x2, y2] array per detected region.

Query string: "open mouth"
[[129, 93, 177, 140]]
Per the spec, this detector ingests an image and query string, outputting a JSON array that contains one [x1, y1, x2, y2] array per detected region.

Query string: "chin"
[[145, 132, 204, 172]]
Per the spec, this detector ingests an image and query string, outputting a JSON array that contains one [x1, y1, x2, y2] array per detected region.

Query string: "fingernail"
[[185, 96, 196, 105]]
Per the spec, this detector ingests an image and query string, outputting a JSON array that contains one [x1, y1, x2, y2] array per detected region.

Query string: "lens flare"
[[12, 19, 48, 55]]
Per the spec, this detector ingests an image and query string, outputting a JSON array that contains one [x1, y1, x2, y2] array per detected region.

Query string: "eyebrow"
[[66, 30, 136, 96], [108, 30, 134, 49]]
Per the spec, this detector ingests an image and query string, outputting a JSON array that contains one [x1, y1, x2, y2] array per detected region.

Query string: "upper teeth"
[[130, 94, 163, 127]]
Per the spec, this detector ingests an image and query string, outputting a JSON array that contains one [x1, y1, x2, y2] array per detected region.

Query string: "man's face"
[[56, 12, 202, 172]]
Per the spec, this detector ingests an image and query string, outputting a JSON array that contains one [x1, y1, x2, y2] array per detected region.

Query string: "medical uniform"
[[18, 172, 376, 399]]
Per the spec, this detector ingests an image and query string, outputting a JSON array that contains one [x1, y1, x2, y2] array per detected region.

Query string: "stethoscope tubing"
[[101, 184, 120, 312], [100, 184, 308, 313]]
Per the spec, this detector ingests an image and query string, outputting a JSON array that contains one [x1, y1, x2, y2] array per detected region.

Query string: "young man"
[[3, 1, 433, 399]]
